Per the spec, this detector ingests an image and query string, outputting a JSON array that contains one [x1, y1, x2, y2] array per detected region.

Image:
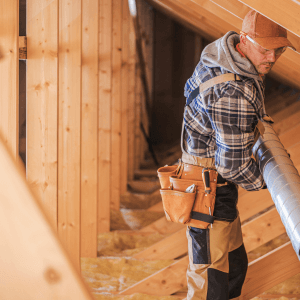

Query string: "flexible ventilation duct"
[[252, 121, 300, 261]]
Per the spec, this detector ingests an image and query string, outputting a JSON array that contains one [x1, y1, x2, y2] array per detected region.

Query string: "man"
[[181, 10, 296, 300]]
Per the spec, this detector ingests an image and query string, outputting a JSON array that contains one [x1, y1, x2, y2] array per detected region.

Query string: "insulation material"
[[81, 257, 175, 300], [110, 209, 164, 231], [97, 231, 165, 257]]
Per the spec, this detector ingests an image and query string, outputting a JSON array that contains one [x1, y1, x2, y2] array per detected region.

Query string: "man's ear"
[[240, 34, 247, 46]]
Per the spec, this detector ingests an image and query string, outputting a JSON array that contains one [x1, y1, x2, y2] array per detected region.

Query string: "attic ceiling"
[[145, 0, 300, 90]]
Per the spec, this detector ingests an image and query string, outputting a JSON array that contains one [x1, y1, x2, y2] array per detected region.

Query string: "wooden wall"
[[25, 0, 151, 269]]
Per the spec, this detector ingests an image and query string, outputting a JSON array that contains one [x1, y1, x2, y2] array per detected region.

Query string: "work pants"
[[186, 216, 248, 300]]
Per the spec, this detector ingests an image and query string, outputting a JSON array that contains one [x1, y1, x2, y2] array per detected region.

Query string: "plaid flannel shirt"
[[183, 61, 265, 191]]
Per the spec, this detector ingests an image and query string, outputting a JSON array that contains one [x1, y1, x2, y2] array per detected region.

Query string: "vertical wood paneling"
[[81, 0, 98, 257], [98, 0, 112, 233], [58, 0, 82, 269], [27, 0, 58, 230], [134, 68, 142, 170], [120, 0, 129, 194], [127, 17, 136, 181], [0, 0, 19, 159], [110, 0, 123, 210]]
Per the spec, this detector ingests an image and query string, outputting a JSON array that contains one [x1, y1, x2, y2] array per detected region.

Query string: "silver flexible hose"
[[252, 121, 300, 260]]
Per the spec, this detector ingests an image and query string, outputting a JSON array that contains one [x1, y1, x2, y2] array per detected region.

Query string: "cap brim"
[[254, 36, 296, 51]]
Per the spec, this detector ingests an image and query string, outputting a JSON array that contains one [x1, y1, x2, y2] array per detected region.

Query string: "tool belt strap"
[[191, 211, 215, 224], [186, 73, 241, 106], [182, 152, 216, 169]]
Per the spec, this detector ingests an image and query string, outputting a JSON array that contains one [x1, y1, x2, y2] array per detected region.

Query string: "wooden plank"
[[241, 242, 300, 300], [98, 0, 112, 233], [58, 0, 82, 269], [242, 208, 285, 253], [19, 36, 27, 59], [80, 0, 98, 258], [146, 0, 222, 41], [134, 68, 142, 170], [120, 0, 130, 195], [210, 0, 300, 55], [273, 110, 300, 136], [237, 0, 300, 39], [272, 101, 300, 126], [119, 255, 189, 296], [127, 14, 136, 182], [27, 0, 58, 230], [135, 205, 284, 260], [110, 0, 123, 210], [0, 135, 94, 300], [0, 0, 19, 159]]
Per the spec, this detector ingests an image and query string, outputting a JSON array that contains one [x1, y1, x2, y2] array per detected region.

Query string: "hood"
[[202, 31, 266, 116]]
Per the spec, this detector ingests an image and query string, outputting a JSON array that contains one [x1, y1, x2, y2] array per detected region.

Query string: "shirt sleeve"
[[206, 87, 265, 191]]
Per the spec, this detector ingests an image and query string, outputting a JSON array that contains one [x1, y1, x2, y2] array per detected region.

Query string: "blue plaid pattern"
[[183, 61, 265, 191]]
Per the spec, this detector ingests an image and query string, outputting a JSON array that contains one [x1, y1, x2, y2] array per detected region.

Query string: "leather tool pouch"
[[158, 162, 218, 228]]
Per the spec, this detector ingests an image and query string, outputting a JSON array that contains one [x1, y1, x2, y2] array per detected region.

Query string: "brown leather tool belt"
[[158, 153, 226, 229]]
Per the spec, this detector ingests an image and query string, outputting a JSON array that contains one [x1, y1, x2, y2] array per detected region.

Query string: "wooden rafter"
[[237, 0, 300, 38]]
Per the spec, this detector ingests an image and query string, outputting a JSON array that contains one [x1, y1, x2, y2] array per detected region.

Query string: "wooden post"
[[0, 135, 94, 300], [120, 0, 130, 195], [110, 0, 123, 211], [58, 0, 82, 269], [27, 0, 59, 230], [98, 0, 112, 233], [0, 0, 19, 159], [127, 13, 137, 181], [81, 0, 99, 258]]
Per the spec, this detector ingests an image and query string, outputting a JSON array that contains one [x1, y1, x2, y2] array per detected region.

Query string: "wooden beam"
[[134, 205, 284, 260], [127, 14, 137, 182], [119, 255, 189, 296], [27, 0, 59, 230], [241, 242, 300, 300], [19, 36, 27, 59], [0, 135, 94, 300], [0, 0, 19, 159], [110, 0, 123, 210], [273, 108, 300, 135], [146, 0, 220, 41], [98, 0, 112, 233], [210, 0, 300, 55], [237, 0, 300, 39], [80, 0, 99, 258], [58, 0, 82, 269], [242, 208, 285, 253], [120, 0, 130, 195]]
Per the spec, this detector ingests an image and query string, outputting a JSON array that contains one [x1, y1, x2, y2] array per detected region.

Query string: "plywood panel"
[[110, 0, 123, 210], [58, 0, 82, 269], [81, 0, 98, 258], [27, 0, 58, 230], [0, 0, 19, 159], [120, 0, 130, 195], [0, 135, 94, 300], [98, 0, 112, 233]]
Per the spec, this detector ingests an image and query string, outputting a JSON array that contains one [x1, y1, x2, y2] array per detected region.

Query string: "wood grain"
[[27, 0, 58, 230]]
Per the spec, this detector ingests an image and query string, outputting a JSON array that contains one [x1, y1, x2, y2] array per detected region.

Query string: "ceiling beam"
[[237, 0, 300, 38], [146, 0, 222, 41], [210, 0, 300, 54]]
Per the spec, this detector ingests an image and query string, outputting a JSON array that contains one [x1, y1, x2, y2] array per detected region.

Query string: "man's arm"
[[207, 93, 265, 191]]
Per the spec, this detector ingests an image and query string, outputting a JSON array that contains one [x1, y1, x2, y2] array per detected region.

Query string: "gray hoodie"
[[201, 31, 266, 117]]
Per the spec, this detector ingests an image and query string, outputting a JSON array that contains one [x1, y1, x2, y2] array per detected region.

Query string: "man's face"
[[241, 35, 285, 75]]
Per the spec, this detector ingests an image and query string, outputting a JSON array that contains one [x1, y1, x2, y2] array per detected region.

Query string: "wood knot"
[[44, 267, 61, 284]]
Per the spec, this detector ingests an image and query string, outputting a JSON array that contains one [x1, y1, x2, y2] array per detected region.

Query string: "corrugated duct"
[[252, 121, 300, 261]]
